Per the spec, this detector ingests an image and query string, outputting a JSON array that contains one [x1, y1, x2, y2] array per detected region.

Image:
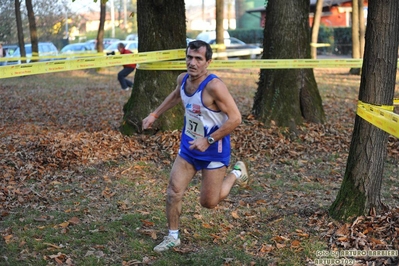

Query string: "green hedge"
[[227, 28, 264, 45], [318, 26, 352, 55]]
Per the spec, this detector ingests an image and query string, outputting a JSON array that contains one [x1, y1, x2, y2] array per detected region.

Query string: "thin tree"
[[253, 0, 325, 129], [120, 0, 186, 134], [310, 0, 323, 59], [358, 0, 365, 57], [215, 0, 227, 59], [25, 0, 38, 62], [15, 0, 26, 63], [349, 0, 361, 74], [96, 0, 106, 52], [329, 0, 399, 221]]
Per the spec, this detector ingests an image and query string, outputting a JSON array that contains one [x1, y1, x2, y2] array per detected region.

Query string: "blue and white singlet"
[[179, 73, 231, 162]]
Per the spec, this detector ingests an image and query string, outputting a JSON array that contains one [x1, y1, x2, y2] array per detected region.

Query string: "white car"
[[125, 34, 138, 41], [5, 42, 58, 65], [208, 37, 263, 59], [196, 31, 230, 43], [104, 41, 138, 54]]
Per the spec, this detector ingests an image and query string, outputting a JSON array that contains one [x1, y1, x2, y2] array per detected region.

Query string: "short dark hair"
[[117, 43, 125, 49], [186, 40, 213, 61]]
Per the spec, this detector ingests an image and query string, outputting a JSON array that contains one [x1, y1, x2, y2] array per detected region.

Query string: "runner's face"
[[186, 46, 210, 77]]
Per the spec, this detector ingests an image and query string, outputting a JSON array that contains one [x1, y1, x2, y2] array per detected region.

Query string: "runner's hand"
[[188, 137, 209, 152], [142, 115, 156, 130]]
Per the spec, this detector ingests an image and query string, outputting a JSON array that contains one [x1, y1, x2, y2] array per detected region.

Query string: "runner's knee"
[[200, 198, 218, 209]]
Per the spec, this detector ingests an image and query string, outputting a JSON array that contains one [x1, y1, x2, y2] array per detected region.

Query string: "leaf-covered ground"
[[0, 68, 398, 265]]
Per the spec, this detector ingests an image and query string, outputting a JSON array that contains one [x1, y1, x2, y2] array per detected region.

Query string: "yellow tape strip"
[[357, 100, 399, 138], [137, 59, 364, 70], [0, 49, 186, 79], [310, 43, 331, 47]]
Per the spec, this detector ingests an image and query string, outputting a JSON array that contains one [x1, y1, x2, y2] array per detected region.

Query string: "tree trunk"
[[120, 0, 186, 135], [253, 0, 325, 129], [358, 0, 365, 57], [350, 0, 361, 74], [15, 0, 26, 62], [329, 0, 399, 222], [216, 0, 227, 59], [25, 0, 38, 62], [96, 1, 106, 52], [311, 0, 323, 59]]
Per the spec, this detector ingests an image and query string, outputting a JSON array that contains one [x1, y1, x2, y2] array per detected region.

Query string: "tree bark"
[[25, 0, 38, 62], [253, 0, 325, 129], [216, 0, 227, 59], [311, 0, 323, 59], [350, 0, 361, 74], [15, 0, 26, 61], [358, 0, 365, 57], [96, 1, 106, 52], [351, 0, 360, 59], [329, 0, 399, 221], [120, 0, 186, 135]]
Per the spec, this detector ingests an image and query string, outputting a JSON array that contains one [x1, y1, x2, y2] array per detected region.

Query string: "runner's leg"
[[200, 167, 236, 209], [166, 155, 197, 230]]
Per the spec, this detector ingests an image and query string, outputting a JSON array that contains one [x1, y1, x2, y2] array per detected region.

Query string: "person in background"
[[108, 42, 136, 91], [0, 43, 4, 66], [142, 40, 249, 252]]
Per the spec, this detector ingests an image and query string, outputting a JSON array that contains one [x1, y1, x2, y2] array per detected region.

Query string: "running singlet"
[[180, 73, 231, 162]]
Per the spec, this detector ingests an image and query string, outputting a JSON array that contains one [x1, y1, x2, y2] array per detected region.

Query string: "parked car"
[[6, 42, 58, 65], [1, 44, 18, 66], [60, 43, 92, 54], [186, 38, 195, 45], [196, 31, 230, 43], [85, 38, 120, 50], [208, 37, 263, 59], [104, 41, 138, 54], [3, 44, 18, 57], [125, 34, 138, 41]]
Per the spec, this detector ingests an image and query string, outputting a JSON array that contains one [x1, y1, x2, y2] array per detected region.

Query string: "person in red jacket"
[[116, 42, 136, 91]]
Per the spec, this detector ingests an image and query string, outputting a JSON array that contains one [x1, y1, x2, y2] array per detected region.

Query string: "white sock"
[[168, 229, 179, 240], [231, 169, 241, 178]]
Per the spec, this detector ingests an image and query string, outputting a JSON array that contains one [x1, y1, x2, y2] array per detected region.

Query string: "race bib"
[[184, 113, 205, 139]]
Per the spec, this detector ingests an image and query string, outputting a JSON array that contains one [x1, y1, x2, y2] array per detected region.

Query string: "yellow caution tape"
[[137, 58, 364, 70], [210, 44, 227, 49], [310, 43, 331, 47], [0, 49, 186, 79], [357, 100, 399, 138]]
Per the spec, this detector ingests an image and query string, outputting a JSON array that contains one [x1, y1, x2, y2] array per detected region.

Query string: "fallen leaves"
[[101, 186, 116, 198], [1, 69, 398, 264], [231, 210, 240, 219], [3, 234, 13, 244], [310, 207, 399, 265], [46, 252, 72, 265]]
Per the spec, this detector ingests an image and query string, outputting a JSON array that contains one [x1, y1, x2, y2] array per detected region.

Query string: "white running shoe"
[[153, 235, 181, 252], [233, 161, 249, 186]]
